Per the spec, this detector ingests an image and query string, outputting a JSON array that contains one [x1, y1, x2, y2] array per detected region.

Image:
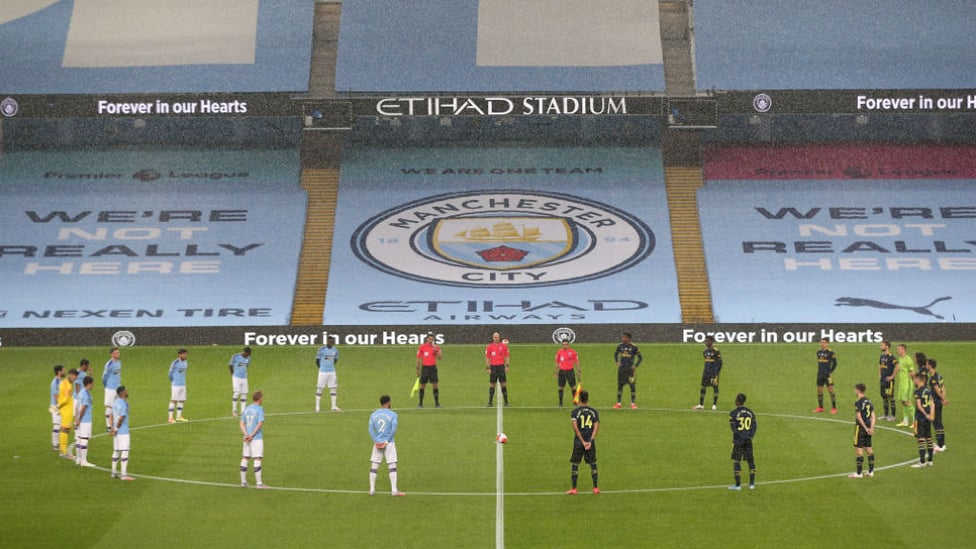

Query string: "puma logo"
[[834, 296, 952, 320]]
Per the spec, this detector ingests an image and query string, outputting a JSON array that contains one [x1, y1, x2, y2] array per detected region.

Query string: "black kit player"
[[813, 338, 838, 414], [613, 333, 642, 409], [728, 393, 757, 491], [926, 358, 948, 452], [566, 390, 599, 495], [848, 383, 876, 479], [878, 341, 897, 421], [694, 336, 722, 411], [910, 372, 936, 468]]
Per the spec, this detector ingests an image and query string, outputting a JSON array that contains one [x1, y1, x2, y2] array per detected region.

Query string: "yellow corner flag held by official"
[[409, 377, 420, 398]]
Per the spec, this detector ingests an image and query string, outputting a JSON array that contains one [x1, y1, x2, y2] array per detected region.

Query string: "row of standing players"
[[47, 333, 643, 494], [49, 335, 949, 492]]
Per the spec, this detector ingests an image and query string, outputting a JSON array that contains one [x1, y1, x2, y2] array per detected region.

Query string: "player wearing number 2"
[[368, 395, 404, 496], [567, 390, 599, 495], [728, 393, 757, 490]]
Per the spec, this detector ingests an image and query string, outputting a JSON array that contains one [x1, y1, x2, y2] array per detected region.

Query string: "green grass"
[[2, 341, 972, 548]]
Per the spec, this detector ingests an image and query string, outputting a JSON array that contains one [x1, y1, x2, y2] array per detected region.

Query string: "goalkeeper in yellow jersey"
[[57, 369, 79, 458]]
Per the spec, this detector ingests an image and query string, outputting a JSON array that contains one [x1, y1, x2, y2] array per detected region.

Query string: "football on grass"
[[496, 433, 508, 443]]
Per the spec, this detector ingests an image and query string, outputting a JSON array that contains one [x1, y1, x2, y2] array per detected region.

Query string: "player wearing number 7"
[[728, 393, 757, 491]]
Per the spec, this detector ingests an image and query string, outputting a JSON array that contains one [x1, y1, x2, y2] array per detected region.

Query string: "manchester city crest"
[[352, 190, 654, 288]]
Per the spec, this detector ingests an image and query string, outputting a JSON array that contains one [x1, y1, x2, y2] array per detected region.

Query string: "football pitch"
[[2, 341, 972, 548]]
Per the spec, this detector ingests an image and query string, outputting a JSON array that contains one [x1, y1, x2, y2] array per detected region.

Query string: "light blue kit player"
[[110, 386, 132, 481], [74, 377, 97, 467], [240, 391, 267, 489], [102, 348, 122, 431], [315, 342, 341, 412], [229, 347, 252, 417], [168, 349, 189, 423], [368, 395, 403, 496]]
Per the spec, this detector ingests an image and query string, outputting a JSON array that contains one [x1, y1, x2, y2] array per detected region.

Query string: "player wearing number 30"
[[728, 393, 757, 491], [368, 395, 404, 496]]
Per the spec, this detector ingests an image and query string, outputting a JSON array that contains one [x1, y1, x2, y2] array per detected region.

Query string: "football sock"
[[571, 463, 579, 488], [926, 439, 934, 461], [106, 409, 112, 429], [936, 428, 945, 447], [330, 391, 337, 409], [315, 389, 322, 410], [867, 453, 875, 472], [917, 439, 927, 462], [732, 461, 742, 486], [747, 461, 756, 485], [488, 386, 495, 405], [712, 391, 719, 406], [77, 439, 88, 463], [254, 459, 262, 485], [232, 395, 239, 414], [882, 399, 890, 417], [616, 388, 623, 404], [433, 389, 439, 406], [120, 450, 128, 475], [52, 423, 60, 449], [177, 403, 183, 419], [830, 393, 837, 408], [558, 389, 564, 406], [856, 455, 864, 474], [418, 389, 425, 406], [631, 386, 637, 404], [59, 431, 69, 454], [501, 387, 508, 404], [168, 405, 175, 421], [818, 395, 824, 408], [590, 464, 598, 488], [699, 388, 706, 406], [369, 465, 378, 492], [389, 466, 398, 493], [112, 451, 119, 475], [241, 459, 248, 484]]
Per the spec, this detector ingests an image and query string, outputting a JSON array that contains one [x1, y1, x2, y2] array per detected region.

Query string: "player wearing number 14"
[[728, 393, 757, 491], [567, 390, 599, 495]]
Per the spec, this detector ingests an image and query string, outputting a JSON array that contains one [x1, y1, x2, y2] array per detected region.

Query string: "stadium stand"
[[701, 144, 976, 323]]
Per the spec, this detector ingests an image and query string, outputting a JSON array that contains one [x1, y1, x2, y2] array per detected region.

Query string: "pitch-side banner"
[[336, 0, 664, 92], [0, 150, 306, 327], [698, 179, 976, 323], [695, 0, 976, 90], [324, 145, 680, 325], [0, 0, 314, 93]]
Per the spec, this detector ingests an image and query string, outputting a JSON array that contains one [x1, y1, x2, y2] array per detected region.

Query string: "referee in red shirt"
[[415, 333, 442, 408], [554, 339, 581, 408], [485, 332, 510, 407]]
